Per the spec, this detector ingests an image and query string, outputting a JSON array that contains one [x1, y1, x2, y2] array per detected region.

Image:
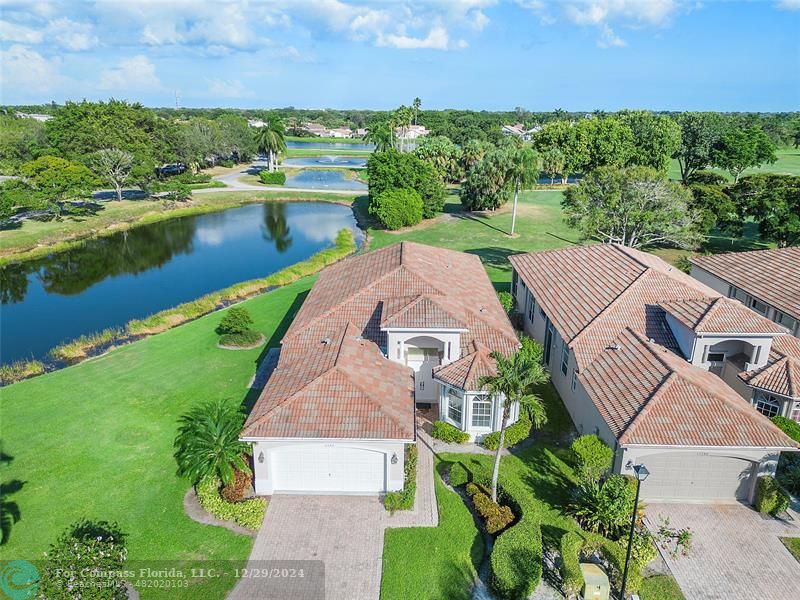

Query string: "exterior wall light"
[[391, 453, 398, 465], [258, 451, 265, 464]]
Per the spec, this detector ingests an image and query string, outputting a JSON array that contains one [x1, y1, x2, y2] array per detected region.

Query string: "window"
[[755, 394, 781, 418], [749, 297, 768, 316], [447, 388, 463, 425], [706, 352, 726, 363], [791, 402, 800, 423], [539, 306, 546, 318], [571, 370, 577, 391], [471, 395, 492, 428], [561, 342, 569, 376], [729, 286, 747, 303], [775, 311, 798, 332], [527, 291, 535, 322], [511, 271, 518, 297]]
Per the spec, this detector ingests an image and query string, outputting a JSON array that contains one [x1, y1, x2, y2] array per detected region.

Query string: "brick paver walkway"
[[228, 423, 439, 600], [645, 503, 800, 600]]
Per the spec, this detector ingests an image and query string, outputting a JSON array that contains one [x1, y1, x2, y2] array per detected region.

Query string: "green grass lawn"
[[0, 277, 315, 598], [381, 474, 483, 600], [640, 575, 686, 600], [782, 537, 800, 563], [667, 147, 800, 181]]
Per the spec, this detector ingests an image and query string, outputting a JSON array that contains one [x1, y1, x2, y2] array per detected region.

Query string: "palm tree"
[[365, 122, 394, 152], [507, 145, 540, 236], [412, 97, 422, 125], [254, 116, 286, 172], [173, 398, 250, 486], [479, 346, 549, 502], [392, 105, 413, 152], [262, 202, 292, 252]]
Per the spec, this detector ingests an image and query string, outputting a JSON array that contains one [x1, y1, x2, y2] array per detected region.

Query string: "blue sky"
[[1, 0, 798, 111]]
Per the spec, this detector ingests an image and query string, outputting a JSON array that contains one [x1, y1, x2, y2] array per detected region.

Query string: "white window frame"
[[791, 401, 800, 423], [775, 310, 797, 332], [471, 394, 493, 428], [755, 394, 781, 418], [561, 342, 569, 376], [446, 388, 464, 426], [748, 296, 768, 316], [527, 290, 535, 322]]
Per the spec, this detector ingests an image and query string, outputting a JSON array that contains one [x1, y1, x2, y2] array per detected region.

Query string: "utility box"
[[580, 563, 610, 600]]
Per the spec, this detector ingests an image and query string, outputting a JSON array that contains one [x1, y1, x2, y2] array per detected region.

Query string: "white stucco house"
[[241, 242, 519, 495], [509, 244, 797, 504]]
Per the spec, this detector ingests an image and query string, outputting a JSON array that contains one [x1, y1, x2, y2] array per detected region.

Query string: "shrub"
[[217, 307, 254, 335], [220, 468, 251, 503], [482, 417, 532, 450], [517, 336, 543, 364], [367, 150, 446, 219], [571, 434, 613, 482], [497, 291, 514, 315], [384, 444, 417, 513], [196, 477, 266, 530], [369, 187, 424, 230], [772, 416, 800, 444], [448, 463, 469, 487], [560, 531, 585, 596], [38, 519, 128, 599], [465, 482, 484, 497], [490, 515, 542, 599], [218, 159, 235, 168], [431, 420, 470, 444], [473, 490, 515, 534], [259, 170, 286, 185], [569, 475, 637, 539], [164, 183, 192, 201], [219, 330, 262, 347], [756, 475, 790, 515]]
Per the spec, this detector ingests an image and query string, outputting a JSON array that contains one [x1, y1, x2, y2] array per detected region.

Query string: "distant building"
[[356, 128, 368, 138], [302, 122, 330, 136], [15, 112, 52, 122], [247, 119, 266, 128], [327, 127, 353, 138], [502, 123, 540, 141], [395, 124, 429, 140]]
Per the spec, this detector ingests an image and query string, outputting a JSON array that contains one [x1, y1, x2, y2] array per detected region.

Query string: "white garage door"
[[640, 452, 756, 502], [271, 445, 386, 494]]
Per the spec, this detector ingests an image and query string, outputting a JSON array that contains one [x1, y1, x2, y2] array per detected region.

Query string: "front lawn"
[[640, 575, 687, 600], [783, 537, 800, 563], [0, 277, 314, 599]]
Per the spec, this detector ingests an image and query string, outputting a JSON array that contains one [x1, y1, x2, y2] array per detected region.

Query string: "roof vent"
[[479, 307, 486, 313], [321, 337, 331, 345], [606, 343, 621, 351]]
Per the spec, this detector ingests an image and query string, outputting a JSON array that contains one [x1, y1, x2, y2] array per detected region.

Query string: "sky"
[[0, 0, 798, 111]]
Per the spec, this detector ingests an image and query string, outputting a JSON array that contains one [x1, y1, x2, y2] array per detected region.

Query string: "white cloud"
[[597, 24, 625, 48], [0, 20, 44, 44], [377, 25, 451, 50], [776, 0, 800, 9], [0, 44, 60, 93], [98, 55, 160, 90], [208, 78, 253, 98], [47, 17, 98, 51]]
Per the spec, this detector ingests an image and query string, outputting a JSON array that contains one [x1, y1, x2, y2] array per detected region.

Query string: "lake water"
[[282, 156, 367, 168], [284, 170, 368, 191], [286, 140, 374, 151], [0, 202, 363, 364]]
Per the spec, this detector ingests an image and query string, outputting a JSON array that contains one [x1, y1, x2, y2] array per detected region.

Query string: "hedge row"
[[259, 171, 286, 185], [482, 417, 532, 450], [756, 475, 790, 515], [772, 416, 800, 444], [384, 444, 418, 513], [196, 477, 267, 531], [490, 513, 542, 599], [560, 531, 585, 596], [431, 420, 470, 444]]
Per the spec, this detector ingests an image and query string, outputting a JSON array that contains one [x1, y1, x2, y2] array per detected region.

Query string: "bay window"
[[447, 388, 463, 426]]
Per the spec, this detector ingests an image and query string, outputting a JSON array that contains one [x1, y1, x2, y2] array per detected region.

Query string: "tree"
[[576, 117, 635, 172], [365, 121, 395, 152], [90, 148, 134, 201], [367, 150, 445, 218], [369, 187, 424, 230], [460, 146, 515, 211], [459, 139, 492, 174], [173, 398, 250, 486], [392, 105, 413, 152], [217, 114, 257, 162], [672, 112, 727, 182], [173, 119, 222, 173], [415, 135, 462, 183], [508, 145, 539, 235], [712, 127, 777, 183], [254, 116, 286, 172], [618, 111, 682, 172], [0, 114, 48, 168], [562, 166, 703, 249], [412, 97, 422, 125], [728, 174, 800, 247], [478, 346, 549, 502], [532, 120, 588, 183], [20, 155, 98, 213], [540, 147, 566, 184]]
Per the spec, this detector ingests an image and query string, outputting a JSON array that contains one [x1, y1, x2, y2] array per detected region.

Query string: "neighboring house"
[[241, 242, 519, 495], [394, 124, 430, 140], [247, 119, 266, 128], [689, 247, 800, 337], [302, 122, 330, 136], [356, 127, 368, 137], [502, 123, 540, 141], [509, 244, 797, 504], [327, 127, 353, 138], [15, 111, 52, 122]]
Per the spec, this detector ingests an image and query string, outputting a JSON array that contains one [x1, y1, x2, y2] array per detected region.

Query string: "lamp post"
[[620, 463, 650, 600]]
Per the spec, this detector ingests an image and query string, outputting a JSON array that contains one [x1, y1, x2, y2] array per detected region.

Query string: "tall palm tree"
[[364, 122, 394, 153], [412, 97, 422, 125], [173, 398, 250, 486], [392, 105, 413, 152], [507, 145, 540, 236], [479, 346, 549, 502], [254, 116, 286, 172]]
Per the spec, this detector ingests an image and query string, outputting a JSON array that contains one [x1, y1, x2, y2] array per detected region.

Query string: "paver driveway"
[[646, 503, 800, 600]]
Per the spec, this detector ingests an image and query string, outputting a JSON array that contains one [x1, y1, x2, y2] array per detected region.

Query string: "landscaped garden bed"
[[384, 444, 418, 513]]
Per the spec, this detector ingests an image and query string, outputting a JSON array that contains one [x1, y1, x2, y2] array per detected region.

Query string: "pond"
[[0, 202, 363, 364], [284, 169, 368, 191], [286, 140, 374, 150], [282, 156, 367, 168]]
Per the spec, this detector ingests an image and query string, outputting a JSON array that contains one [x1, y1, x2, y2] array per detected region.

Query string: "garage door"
[[271, 445, 386, 493], [639, 452, 756, 502]]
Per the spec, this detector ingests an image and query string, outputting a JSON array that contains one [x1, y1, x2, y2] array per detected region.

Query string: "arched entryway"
[[404, 335, 444, 403]]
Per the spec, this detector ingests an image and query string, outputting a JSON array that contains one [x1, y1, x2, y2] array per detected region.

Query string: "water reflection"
[[262, 203, 292, 252]]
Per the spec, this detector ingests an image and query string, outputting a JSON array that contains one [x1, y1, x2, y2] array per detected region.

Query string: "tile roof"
[[659, 297, 788, 335], [512, 244, 796, 449], [433, 342, 497, 391], [581, 329, 796, 448], [689, 247, 800, 320], [739, 335, 800, 399], [243, 242, 518, 440]]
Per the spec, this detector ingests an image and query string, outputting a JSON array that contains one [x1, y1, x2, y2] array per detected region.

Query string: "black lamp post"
[[620, 463, 650, 600]]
